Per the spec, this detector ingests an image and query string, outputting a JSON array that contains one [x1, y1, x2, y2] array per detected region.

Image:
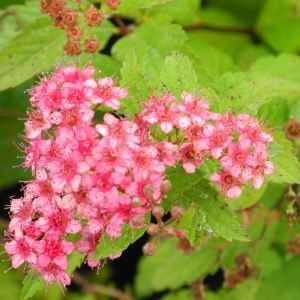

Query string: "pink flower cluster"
[[137, 91, 275, 199], [4, 60, 275, 288]]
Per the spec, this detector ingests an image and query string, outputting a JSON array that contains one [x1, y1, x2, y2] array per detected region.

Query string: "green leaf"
[[176, 205, 195, 229], [169, 178, 249, 241], [165, 166, 205, 198], [255, 256, 300, 300], [21, 271, 45, 300], [103, 0, 174, 13], [215, 72, 279, 114], [134, 237, 218, 297], [256, 0, 300, 53], [119, 46, 151, 115], [225, 276, 261, 300], [250, 53, 300, 84], [92, 214, 150, 260], [227, 183, 268, 211], [162, 289, 195, 300], [0, 1, 41, 49], [112, 14, 187, 88], [290, 98, 300, 122], [185, 36, 238, 81], [267, 133, 300, 184], [160, 50, 198, 98], [0, 17, 66, 91], [148, 0, 202, 27]]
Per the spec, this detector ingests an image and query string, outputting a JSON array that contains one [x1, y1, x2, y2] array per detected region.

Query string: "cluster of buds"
[[285, 185, 300, 224], [143, 205, 186, 256], [40, 0, 113, 55], [3, 59, 275, 288]]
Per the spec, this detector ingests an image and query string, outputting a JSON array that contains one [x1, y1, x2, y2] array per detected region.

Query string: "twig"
[[72, 271, 138, 300], [113, 14, 130, 35]]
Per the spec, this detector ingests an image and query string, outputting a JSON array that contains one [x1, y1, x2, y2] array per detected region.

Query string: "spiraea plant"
[[1, 1, 300, 300]]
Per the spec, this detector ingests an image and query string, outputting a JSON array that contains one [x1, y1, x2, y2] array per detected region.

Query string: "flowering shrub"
[[1, 1, 300, 300]]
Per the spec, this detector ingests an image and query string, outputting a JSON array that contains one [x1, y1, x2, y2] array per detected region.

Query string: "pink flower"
[[4, 230, 37, 268], [220, 139, 257, 177], [194, 123, 233, 159], [210, 170, 243, 199]]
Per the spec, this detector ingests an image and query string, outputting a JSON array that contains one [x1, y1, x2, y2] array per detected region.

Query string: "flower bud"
[[176, 229, 187, 240], [131, 197, 142, 208], [142, 243, 156, 256], [161, 180, 172, 194], [142, 184, 155, 198], [152, 206, 164, 219], [147, 223, 159, 236], [132, 214, 145, 227], [163, 226, 176, 238], [170, 205, 184, 220]]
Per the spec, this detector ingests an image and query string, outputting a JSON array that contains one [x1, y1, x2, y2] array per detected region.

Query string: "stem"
[[113, 14, 130, 35], [72, 271, 138, 300], [0, 107, 27, 118], [184, 23, 253, 34]]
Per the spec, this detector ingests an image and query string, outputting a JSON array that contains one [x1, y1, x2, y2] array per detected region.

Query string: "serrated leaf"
[[92, 214, 150, 260], [103, 0, 174, 13], [119, 46, 151, 115], [215, 72, 279, 114], [165, 166, 205, 197], [169, 179, 249, 241], [267, 133, 300, 184], [112, 14, 187, 88], [250, 53, 300, 84], [134, 237, 218, 297], [21, 271, 45, 300], [160, 50, 198, 98], [0, 17, 66, 91]]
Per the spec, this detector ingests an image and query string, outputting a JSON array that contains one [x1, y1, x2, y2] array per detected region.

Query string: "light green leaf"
[[227, 183, 268, 211], [0, 17, 66, 91], [185, 37, 238, 81], [176, 205, 195, 229], [256, 0, 300, 53], [21, 271, 45, 300], [267, 133, 300, 184], [169, 179, 249, 241], [92, 214, 150, 260], [160, 50, 198, 98], [103, 0, 174, 13], [255, 256, 300, 300], [112, 14, 187, 88], [250, 53, 300, 84], [134, 237, 218, 297], [290, 98, 300, 122], [120, 46, 151, 115], [148, 0, 201, 26], [0, 1, 41, 49]]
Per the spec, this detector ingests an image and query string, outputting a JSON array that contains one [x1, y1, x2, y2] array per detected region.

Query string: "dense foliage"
[[0, 1, 300, 300]]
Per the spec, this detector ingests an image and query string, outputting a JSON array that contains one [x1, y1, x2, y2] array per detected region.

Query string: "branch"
[[183, 23, 253, 34], [72, 271, 138, 300]]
